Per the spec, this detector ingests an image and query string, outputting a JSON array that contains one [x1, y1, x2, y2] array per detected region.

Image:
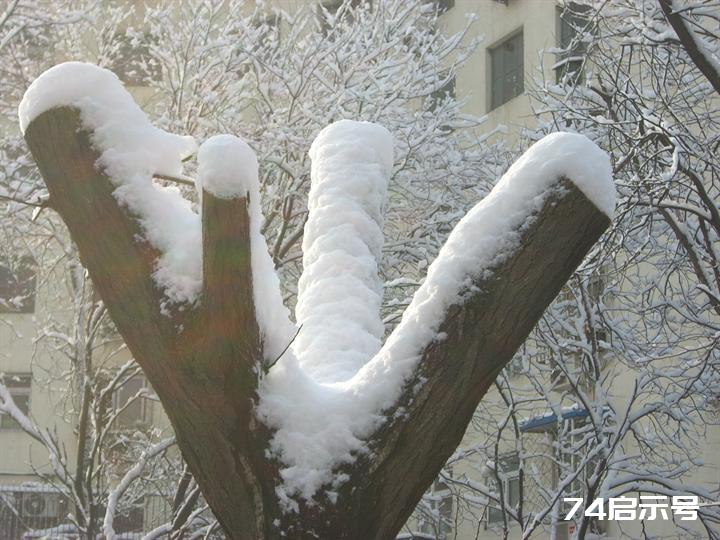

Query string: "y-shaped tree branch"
[[24, 102, 611, 539]]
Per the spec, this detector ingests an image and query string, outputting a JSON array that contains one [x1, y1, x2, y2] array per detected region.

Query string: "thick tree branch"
[[24, 107, 176, 378], [200, 191, 261, 377], [659, 0, 720, 96], [286, 179, 612, 538], [24, 107, 275, 540]]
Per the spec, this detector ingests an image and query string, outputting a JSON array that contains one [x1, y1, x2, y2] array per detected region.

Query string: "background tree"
[[131, 0, 507, 318], [429, 1, 720, 539]]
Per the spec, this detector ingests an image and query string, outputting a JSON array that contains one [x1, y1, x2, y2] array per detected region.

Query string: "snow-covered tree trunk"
[[21, 64, 612, 538]]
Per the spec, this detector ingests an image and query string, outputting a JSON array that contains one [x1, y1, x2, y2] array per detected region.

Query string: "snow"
[[259, 130, 614, 505], [197, 135, 296, 361], [103, 437, 175, 540], [18, 62, 200, 304], [295, 120, 392, 383], [197, 135, 259, 199]]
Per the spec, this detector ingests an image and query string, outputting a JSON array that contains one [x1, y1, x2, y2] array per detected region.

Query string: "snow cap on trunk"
[[196, 134, 259, 199], [519, 132, 615, 217], [18, 62, 196, 172], [19, 62, 200, 304]]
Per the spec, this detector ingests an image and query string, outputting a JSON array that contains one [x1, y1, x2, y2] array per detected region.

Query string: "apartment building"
[[1, 1, 717, 539]]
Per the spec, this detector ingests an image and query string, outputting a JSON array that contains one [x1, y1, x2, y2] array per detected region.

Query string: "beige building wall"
[[443, 0, 559, 143], [0, 252, 78, 482]]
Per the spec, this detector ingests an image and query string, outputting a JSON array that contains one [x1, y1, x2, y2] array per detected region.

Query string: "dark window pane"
[[0, 255, 36, 313], [559, 3, 590, 51], [428, 74, 456, 111], [434, 0, 455, 13], [318, 0, 367, 35], [488, 505, 503, 524], [110, 33, 161, 86], [114, 376, 151, 429], [490, 31, 524, 109], [487, 452, 521, 524], [507, 476, 520, 508], [556, 3, 590, 84], [0, 374, 31, 429]]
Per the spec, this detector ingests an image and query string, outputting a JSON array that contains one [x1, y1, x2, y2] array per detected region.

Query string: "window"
[[0, 374, 31, 430], [489, 30, 524, 110], [318, 0, 366, 35], [110, 32, 161, 86], [112, 376, 151, 429], [487, 452, 520, 525], [433, 0, 455, 13], [559, 417, 592, 496], [0, 255, 36, 313], [585, 272, 611, 346], [556, 3, 590, 84], [559, 416, 607, 534], [321, 0, 343, 9], [428, 74, 456, 111], [420, 476, 453, 537]]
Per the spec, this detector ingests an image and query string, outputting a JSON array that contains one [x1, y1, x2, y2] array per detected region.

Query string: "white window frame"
[[486, 452, 520, 526]]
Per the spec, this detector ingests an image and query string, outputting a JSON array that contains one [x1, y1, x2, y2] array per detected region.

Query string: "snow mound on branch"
[[197, 135, 259, 199], [197, 135, 296, 361], [259, 130, 614, 506], [295, 120, 392, 383], [19, 62, 200, 304], [524, 132, 615, 217]]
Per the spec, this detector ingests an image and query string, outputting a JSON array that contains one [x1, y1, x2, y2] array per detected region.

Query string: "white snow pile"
[[19, 63, 296, 360], [197, 134, 259, 200], [294, 120, 392, 383], [19, 62, 200, 304], [196, 135, 296, 361], [258, 129, 614, 507]]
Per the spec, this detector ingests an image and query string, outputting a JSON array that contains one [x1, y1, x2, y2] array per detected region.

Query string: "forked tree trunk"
[[24, 107, 611, 539]]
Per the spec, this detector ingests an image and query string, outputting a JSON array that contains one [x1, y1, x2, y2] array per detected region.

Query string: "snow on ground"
[[20, 62, 614, 509], [19, 62, 200, 304], [259, 129, 614, 506]]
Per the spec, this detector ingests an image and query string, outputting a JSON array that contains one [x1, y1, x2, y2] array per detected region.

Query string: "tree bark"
[[24, 107, 278, 539], [24, 106, 611, 539]]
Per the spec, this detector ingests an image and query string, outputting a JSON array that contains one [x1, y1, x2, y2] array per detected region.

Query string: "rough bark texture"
[[25, 106, 611, 540]]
